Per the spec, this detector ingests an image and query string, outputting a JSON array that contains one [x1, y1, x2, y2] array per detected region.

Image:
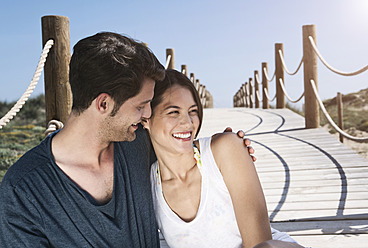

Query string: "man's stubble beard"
[[100, 117, 137, 143]]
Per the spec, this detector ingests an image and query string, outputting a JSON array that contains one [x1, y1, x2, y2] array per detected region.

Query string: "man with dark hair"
[[0, 32, 166, 247], [0, 32, 253, 247]]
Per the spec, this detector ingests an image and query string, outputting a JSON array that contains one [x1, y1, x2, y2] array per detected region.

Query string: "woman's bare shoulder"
[[211, 132, 244, 152], [210, 132, 249, 170]]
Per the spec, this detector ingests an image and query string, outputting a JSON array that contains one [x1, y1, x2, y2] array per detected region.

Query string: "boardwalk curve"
[[198, 108, 368, 248]]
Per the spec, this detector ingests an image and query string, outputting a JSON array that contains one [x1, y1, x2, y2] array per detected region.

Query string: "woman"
[[142, 69, 303, 248]]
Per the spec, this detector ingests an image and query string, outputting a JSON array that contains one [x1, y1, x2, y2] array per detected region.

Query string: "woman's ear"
[[141, 118, 151, 131], [95, 93, 113, 114]]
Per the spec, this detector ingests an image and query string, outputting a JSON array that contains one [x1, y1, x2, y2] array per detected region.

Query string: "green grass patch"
[[0, 95, 46, 183]]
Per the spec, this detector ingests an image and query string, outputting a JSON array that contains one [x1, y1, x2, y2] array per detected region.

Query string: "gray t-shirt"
[[0, 126, 159, 247]]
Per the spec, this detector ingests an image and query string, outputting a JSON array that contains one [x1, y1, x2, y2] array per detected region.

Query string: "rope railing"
[[164, 48, 212, 108], [310, 79, 368, 142], [0, 39, 54, 129], [255, 90, 262, 103], [254, 73, 276, 102], [278, 78, 305, 103], [278, 50, 304, 76], [263, 88, 276, 102], [233, 24, 367, 138], [263, 67, 276, 82], [44, 120, 64, 136], [190, 76, 194, 83], [309, 36, 368, 76], [165, 55, 172, 69]]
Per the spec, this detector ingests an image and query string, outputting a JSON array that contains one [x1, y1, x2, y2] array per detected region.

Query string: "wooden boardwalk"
[[160, 108, 368, 248]]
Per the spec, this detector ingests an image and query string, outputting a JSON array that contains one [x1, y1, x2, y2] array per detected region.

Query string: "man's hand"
[[223, 127, 256, 162]]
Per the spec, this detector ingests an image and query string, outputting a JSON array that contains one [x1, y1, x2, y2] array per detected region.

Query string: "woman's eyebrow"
[[164, 105, 180, 111], [164, 104, 198, 111]]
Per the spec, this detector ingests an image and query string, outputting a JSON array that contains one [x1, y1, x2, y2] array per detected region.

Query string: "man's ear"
[[95, 93, 113, 114]]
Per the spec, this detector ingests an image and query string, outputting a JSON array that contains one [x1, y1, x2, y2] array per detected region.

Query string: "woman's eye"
[[168, 111, 179, 115]]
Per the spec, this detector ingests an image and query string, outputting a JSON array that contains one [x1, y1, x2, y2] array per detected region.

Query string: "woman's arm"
[[211, 132, 272, 248]]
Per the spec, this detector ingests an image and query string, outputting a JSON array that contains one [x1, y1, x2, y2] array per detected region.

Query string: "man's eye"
[[168, 111, 179, 115]]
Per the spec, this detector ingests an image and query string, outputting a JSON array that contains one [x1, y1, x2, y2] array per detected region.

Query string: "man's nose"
[[142, 103, 152, 119]]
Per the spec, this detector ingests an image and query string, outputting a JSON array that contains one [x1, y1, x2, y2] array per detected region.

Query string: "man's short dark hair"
[[69, 32, 165, 115]]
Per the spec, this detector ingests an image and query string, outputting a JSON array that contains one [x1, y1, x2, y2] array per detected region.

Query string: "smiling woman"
[[145, 84, 200, 156], [143, 69, 304, 248]]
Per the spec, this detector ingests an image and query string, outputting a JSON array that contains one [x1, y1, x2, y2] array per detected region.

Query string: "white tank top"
[[150, 137, 297, 247], [150, 137, 242, 248]]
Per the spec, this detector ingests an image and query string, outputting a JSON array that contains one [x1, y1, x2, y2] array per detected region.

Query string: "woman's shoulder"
[[211, 132, 244, 152], [210, 132, 248, 170]]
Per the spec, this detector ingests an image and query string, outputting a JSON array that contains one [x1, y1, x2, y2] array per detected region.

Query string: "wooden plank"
[[267, 199, 368, 211], [291, 234, 368, 248], [265, 191, 368, 203], [256, 161, 368, 171], [271, 219, 368, 235], [261, 178, 368, 188], [263, 185, 368, 195], [258, 169, 368, 181], [269, 209, 368, 222]]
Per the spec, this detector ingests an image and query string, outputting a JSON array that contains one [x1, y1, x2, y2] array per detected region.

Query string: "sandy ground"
[[324, 125, 368, 161]]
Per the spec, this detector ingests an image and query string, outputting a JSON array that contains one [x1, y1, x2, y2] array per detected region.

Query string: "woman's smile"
[[172, 131, 193, 141]]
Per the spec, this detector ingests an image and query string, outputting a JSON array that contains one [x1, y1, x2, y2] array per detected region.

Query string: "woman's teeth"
[[173, 133, 191, 139]]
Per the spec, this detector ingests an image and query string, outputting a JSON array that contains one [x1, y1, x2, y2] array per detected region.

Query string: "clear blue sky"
[[1, 0, 367, 109]]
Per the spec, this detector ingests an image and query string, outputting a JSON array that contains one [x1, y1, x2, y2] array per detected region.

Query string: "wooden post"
[[239, 90, 243, 107], [198, 84, 203, 99], [239, 90, 242, 107], [234, 91, 239, 107], [166, 48, 175, 69], [245, 82, 249, 108], [254, 71, 260, 108], [196, 79, 200, 92], [206, 91, 213, 108], [201, 85, 206, 107], [41, 15, 72, 126], [238, 87, 243, 107], [337, 92, 344, 143], [181, 65, 188, 77], [190, 73, 195, 85], [262, 62, 269, 109], [275, 43, 285, 108], [235, 91, 238, 107], [202, 85, 207, 107], [242, 85, 247, 107], [303, 24, 319, 128], [241, 84, 246, 108], [249, 78, 254, 108]]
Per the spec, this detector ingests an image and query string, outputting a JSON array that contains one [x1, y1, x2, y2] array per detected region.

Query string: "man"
[[0, 32, 165, 247], [0, 32, 253, 247]]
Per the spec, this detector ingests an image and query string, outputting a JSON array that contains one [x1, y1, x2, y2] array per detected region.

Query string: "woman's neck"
[[154, 148, 197, 182]]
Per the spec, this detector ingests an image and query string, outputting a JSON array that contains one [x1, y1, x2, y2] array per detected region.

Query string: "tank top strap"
[[198, 137, 229, 191]]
